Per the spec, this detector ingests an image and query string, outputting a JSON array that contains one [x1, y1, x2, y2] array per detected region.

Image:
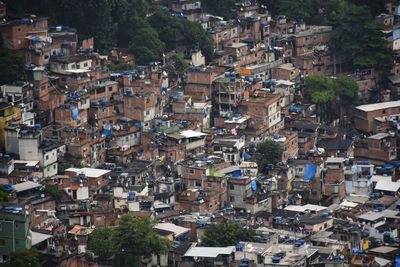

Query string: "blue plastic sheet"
[[103, 125, 111, 136], [71, 108, 78, 120], [251, 180, 257, 191], [304, 164, 317, 180]]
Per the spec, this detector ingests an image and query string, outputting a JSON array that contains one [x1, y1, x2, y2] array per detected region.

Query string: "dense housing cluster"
[[0, 0, 400, 266]]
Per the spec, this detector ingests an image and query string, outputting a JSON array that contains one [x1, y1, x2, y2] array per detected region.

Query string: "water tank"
[[272, 257, 281, 263]]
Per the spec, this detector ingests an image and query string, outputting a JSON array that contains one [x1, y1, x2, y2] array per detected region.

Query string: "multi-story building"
[[0, 207, 32, 262], [323, 157, 345, 201]]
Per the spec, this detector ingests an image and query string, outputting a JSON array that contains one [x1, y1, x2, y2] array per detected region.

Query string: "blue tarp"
[[232, 170, 241, 178], [251, 180, 257, 191], [394, 29, 400, 41], [71, 108, 78, 120], [384, 162, 395, 169], [304, 164, 317, 180], [103, 125, 111, 136]]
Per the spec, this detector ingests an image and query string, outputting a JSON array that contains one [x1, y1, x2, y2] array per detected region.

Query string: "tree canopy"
[[305, 74, 361, 104], [148, 9, 213, 62], [3, 0, 213, 64], [87, 227, 115, 260], [304, 75, 335, 104], [329, 1, 394, 70], [201, 221, 259, 247], [42, 184, 63, 203], [88, 215, 171, 267], [304, 74, 362, 123], [0, 47, 26, 85], [256, 140, 283, 173], [202, 0, 236, 21], [109, 62, 136, 72], [5, 248, 42, 267], [333, 75, 362, 104]]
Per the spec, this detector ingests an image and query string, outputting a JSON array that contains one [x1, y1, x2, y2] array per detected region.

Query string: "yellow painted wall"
[[0, 106, 22, 148]]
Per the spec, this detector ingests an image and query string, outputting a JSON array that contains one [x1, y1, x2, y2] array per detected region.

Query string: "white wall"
[[43, 148, 58, 166], [77, 186, 89, 200], [43, 162, 57, 178]]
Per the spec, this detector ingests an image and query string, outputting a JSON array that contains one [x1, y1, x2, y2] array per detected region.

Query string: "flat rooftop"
[[355, 100, 400, 112]]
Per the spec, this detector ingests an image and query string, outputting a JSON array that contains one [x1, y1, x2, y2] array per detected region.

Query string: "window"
[[230, 184, 234, 190], [186, 169, 194, 174], [382, 109, 386, 114], [84, 62, 88, 67], [195, 181, 201, 187], [146, 110, 150, 115], [53, 165, 56, 169], [108, 86, 112, 91], [41, 85, 46, 91], [0, 240, 4, 246], [208, 183, 212, 188], [46, 155, 49, 160], [230, 196, 235, 202]]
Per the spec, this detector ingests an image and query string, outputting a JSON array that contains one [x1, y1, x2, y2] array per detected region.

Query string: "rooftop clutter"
[[0, 0, 400, 266]]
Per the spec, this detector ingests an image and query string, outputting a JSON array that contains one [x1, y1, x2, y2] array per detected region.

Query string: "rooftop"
[[374, 180, 400, 192], [13, 181, 42, 193], [355, 100, 400, 112], [153, 223, 190, 238], [369, 133, 390, 140], [65, 167, 111, 178], [184, 246, 235, 258]]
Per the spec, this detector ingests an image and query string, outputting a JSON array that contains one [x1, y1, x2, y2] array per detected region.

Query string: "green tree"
[[259, 0, 339, 24], [113, 215, 171, 267], [148, 9, 185, 51], [42, 184, 63, 203], [182, 20, 214, 62], [347, 0, 388, 16], [333, 76, 361, 104], [109, 62, 136, 71], [0, 184, 10, 202], [202, 0, 236, 20], [5, 248, 41, 267], [304, 74, 335, 123], [148, 9, 214, 62], [304, 74, 335, 104], [88, 227, 115, 260], [329, 1, 394, 70], [257, 140, 283, 172], [164, 53, 188, 80], [0, 47, 26, 85], [201, 221, 259, 247], [128, 26, 165, 65]]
